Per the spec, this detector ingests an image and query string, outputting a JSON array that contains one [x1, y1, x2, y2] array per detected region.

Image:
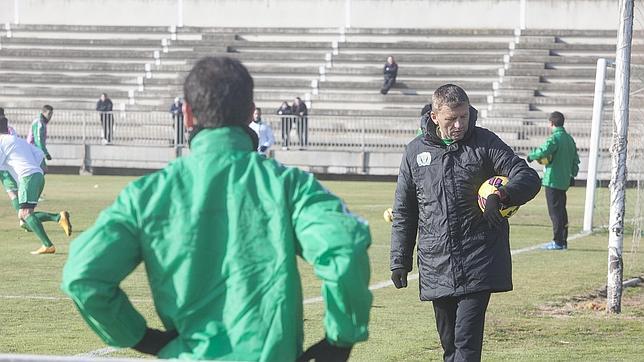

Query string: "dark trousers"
[[173, 114, 185, 145], [432, 291, 491, 362], [295, 116, 308, 147], [100, 113, 114, 143], [381, 76, 396, 94], [281, 117, 293, 148], [545, 186, 568, 246]]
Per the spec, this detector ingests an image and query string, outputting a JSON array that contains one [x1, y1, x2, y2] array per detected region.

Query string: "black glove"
[[391, 268, 409, 289], [483, 193, 505, 230], [570, 177, 575, 187], [132, 328, 178, 356], [45, 154, 52, 161], [297, 338, 352, 362], [259, 145, 268, 153]]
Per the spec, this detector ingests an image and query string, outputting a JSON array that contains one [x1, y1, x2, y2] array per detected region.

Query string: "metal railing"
[[4, 109, 640, 157]]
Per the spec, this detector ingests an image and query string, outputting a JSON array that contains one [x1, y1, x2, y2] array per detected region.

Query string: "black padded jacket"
[[390, 105, 540, 301]]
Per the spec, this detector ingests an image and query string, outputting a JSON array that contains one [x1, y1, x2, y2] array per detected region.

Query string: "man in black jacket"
[[96, 93, 114, 144], [390, 84, 540, 361]]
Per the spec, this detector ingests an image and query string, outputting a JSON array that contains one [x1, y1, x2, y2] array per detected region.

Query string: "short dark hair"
[[549, 111, 565, 127], [42, 105, 54, 113], [0, 116, 8, 134], [255, 107, 262, 113], [183, 56, 254, 128], [432, 84, 469, 111], [0, 107, 4, 116]]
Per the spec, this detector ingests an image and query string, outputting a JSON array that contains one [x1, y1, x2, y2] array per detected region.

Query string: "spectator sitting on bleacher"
[[96, 93, 114, 144], [277, 101, 293, 150], [292, 97, 308, 148], [380, 55, 398, 95]]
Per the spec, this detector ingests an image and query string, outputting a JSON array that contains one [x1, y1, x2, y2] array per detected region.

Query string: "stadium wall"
[[0, 0, 618, 30], [47, 144, 597, 181]]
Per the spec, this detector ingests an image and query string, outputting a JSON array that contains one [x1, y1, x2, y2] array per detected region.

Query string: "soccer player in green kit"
[[0, 117, 72, 254], [62, 57, 373, 361]]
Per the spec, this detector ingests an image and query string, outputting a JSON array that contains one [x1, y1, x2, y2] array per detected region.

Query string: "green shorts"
[[18, 172, 45, 208], [0, 171, 18, 193]]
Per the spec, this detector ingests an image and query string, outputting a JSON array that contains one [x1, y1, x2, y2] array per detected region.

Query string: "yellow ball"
[[383, 208, 393, 223], [477, 176, 520, 218], [537, 155, 552, 165]]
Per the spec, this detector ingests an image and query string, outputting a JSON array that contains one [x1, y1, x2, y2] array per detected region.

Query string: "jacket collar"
[[420, 104, 479, 146], [552, 126, 566, 133], [189, 126, 254, 154]]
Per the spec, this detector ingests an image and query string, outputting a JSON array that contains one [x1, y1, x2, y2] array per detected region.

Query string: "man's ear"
[[430, 111, 439, 125], [183, 101, 194, 129]]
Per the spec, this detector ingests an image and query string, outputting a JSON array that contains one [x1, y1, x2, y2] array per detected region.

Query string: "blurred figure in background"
[[96, 93, 114, 144], [380, 55, 398, 95], [292, 97, 308, 149], [249, 107, 275, 157], [170, 97, 185, 145], [276, 101, 292, 150], [27, 104, 54, 168], [527, 111, 580, 250]]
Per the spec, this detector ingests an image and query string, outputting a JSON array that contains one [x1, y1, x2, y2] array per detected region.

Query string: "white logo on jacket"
[[416, 152, 432, 166]]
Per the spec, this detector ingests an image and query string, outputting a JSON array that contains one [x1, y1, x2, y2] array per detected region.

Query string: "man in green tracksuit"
[[527, 111, 580, 250], [28, 105, 54, 167], [62, 57, 372, 361]]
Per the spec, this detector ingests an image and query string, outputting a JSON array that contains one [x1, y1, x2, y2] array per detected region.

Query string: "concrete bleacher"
[[1, 24, 642, 176], [485, 29, 644, 154]]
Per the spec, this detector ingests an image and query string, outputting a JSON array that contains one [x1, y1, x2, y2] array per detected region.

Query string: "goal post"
[[607, 0, 634, 314], [582, 58, 609, 234]]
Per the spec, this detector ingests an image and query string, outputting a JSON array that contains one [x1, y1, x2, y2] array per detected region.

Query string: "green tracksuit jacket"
[[61, 126, 373, 361], [28, 116, 50, 159], [528, 126, 580, 191]]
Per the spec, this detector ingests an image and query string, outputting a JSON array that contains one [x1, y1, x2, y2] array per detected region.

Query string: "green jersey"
[[62, 126, 373, 361], [28, 115, 50, 159], [528, 126, 580, 191]]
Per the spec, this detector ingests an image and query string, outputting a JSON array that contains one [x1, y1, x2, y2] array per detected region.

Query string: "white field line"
[[75, 347, 120, 357], [0, 231, 585, 357]]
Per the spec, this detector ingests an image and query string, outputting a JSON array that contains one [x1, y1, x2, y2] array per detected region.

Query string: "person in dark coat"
[[96, 93, 114, 144], [380, 55, 398, 95], [291, 97, 308, 148], [390, 84, 541, 362], [170, 97, 185, 145], [276, 101, 293, 149]]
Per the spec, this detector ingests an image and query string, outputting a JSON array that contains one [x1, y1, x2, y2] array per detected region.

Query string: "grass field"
[[0, 174, 642, 361]]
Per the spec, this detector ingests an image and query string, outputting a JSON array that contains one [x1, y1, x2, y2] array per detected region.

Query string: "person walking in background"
[[96, 93, 114, 144], [291, 97, 308, 148], [249, 107, 275, 157], [380, 55, 398, 95], [62, 56, 372, 361], [527, 111, 580, 251], [390, 84, 540, 362], [170, 97, 185, 145], [276, 101, 293, 150], [1, 116, 72, 254], [27, 105, 54, 167]]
